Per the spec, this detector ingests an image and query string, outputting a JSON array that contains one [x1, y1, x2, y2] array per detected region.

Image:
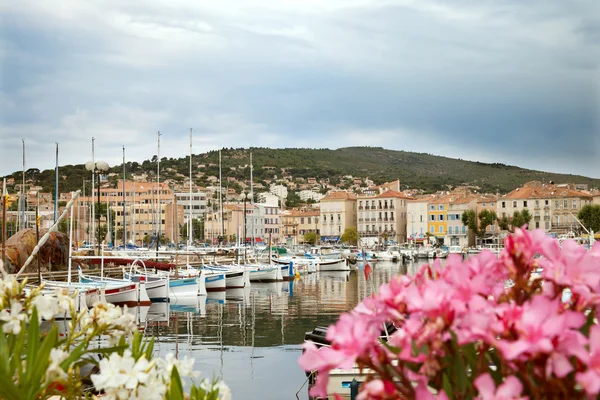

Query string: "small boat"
[[246, 265, 279, 282], [41, 280, 102, 308], [203, 266, 247, 289], [204, 271, 227, 292], [316, 258, 350, 272], [124, 272, 170, 303], [79, 270, 150, 306], [168, 277, 200, 300]]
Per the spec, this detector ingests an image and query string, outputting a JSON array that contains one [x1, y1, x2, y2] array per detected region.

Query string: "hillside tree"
[[578, 204, 600, 233]]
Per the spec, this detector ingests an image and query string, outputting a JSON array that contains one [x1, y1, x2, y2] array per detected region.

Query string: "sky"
[[1, 0, 599, 178]]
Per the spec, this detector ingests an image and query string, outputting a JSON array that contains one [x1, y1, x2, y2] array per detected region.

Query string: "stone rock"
[[3, 229, 70, 274]]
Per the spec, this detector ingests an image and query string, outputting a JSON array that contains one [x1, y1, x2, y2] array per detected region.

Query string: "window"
[[448, 226, 452, 234], [545, 200, 549, 206], [429, 205, 435, 210], [300, 217, 305, 224], [523, 201, 528, 207], [572, 200, 577, 209], [419, 215, 423, 222], [482, 203, 486, 207], [555, 201, 559, 208], [535, 200, 539, 207], [308, 217, 311, 224], [501, 202, 506, 208], [513, 201, 517, 207], [337, 214, 341, 221], [430, 226, 434, 234], [439, 215, 444, 221], [462, 226, 466, 234], [439, 226, 443, 233], [430, 215, 435, 221], [438, 205, 444, 210], [491, 203, 495, 207], [563, 200, 568, 208]]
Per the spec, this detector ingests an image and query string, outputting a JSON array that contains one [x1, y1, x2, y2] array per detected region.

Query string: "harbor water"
[[131, 261, 422, 399]]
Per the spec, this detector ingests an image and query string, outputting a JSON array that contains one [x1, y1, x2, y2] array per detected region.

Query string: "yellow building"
[[427, 195, 451, 243]]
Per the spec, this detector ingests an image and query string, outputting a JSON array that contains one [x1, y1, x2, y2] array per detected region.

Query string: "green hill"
[[4, 147, 600, 195]]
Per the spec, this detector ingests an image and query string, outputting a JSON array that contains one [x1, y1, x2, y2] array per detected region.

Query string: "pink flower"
[[576, 325, 600, 396], [414, 382, 449, 400], [497, 295, 584, 360], [541, 241, 600, 305], [356, 379, 396, 400], [474, 374, 527, 400]]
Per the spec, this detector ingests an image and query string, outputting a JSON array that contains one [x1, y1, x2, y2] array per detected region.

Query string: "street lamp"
[[239, 192, 248, 262], [85, 160, 109, 254]]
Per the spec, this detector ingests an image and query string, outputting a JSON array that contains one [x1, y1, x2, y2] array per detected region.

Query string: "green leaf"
[[0, 371, 21, 400], [382, 340, 402, 355], [449, 331, 469, 398], [581, 309, 595, 337], [442, 373, 453, 399], [144, 336, 155, 361], [167, 366, 185, 400], [25, 308, 40, 381], [28, 324, 58, 393]]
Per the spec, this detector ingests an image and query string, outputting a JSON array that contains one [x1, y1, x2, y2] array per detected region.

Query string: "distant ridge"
[[4, 146, 599, 194]]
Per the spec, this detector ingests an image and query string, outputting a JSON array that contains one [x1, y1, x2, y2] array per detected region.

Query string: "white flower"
[[82, 303, 137, 340], [91, 350, 151, 393], [157, 353, 200, 381], [45, 348, 69, 383], [199, 379, 231, 400], [135, 376, 167, 400], [214, 381, 232, 400], [0, 300, 27, 335], [54, 288, 74, 313], [32, 295, 60, 321]]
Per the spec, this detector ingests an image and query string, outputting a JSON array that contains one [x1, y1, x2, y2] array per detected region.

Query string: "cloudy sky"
[[1, 0, 599, 177]]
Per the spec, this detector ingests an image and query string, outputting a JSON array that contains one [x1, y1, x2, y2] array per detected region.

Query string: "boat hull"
[[168, 278, 199, 300], [205, 273, 226, 292], [104, 283, 139, 307], [318, 258, 350, 272], [249, 268, 279, 282]]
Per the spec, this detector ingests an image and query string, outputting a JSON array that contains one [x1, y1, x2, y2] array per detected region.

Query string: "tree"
[[578, 204, 600, 233], [512, 209, 532, 229], [303, 231, 319, 244], [341, 227, 359, 245], [180, 218, 203, 242], [478, 209, 497, 237], [461, 209, 478, 234], [498, 210, 532, 232], [58, 218, 77, 235]]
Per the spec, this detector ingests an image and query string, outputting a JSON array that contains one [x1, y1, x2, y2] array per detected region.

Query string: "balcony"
[[383, 218, 388, 222], [365, 206, 370, 210], [358, 218, 364, 222], [390, 205, 395, 209], [544, 216, 551, 221], [358, 206, 363, 210], [371, 218, 376, 222]]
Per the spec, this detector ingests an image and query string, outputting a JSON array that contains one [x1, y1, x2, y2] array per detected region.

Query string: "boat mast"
[[250, 151, 254, 246], [2, 178, 7, 271], [156, 131, 161, 254], [122, 146, 126, 246], [20, 139, 25, 230], [54, 142, 58, 222], [188, 128, 193, 267], [91, 137, 95, 247], [219, 150, 223, 242]]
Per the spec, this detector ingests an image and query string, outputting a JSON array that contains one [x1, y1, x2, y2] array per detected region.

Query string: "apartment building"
[[357, 191, 409, 244], [407, 196, 433, 242], [320, 191, 357, 242], [281, 209, 320, 245], [427, 195, 452, 244], [498, 181, 593, 233], [476, 196, 499, 235], [175, 188, 208, 223], [75, 181, 183, 245], [446, 196, 478, 247]]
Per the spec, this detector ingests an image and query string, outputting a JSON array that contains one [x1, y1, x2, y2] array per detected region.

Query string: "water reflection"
[[140, 260, 424, 399]]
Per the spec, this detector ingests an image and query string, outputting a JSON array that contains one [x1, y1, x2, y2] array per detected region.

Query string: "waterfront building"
[[281, 209, 320, 245], [498, 181, 593, 234], [76, 181, 183, 246], [320, 191, 357, 243], [427, 195, 452, 245], [257, 192, 280, 206], [175, 188, 208, 223], [407, 196, 433, 243], [475, 196, 500, 236], [446, 196, 478, 247], [357, 191, 410, 245]]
